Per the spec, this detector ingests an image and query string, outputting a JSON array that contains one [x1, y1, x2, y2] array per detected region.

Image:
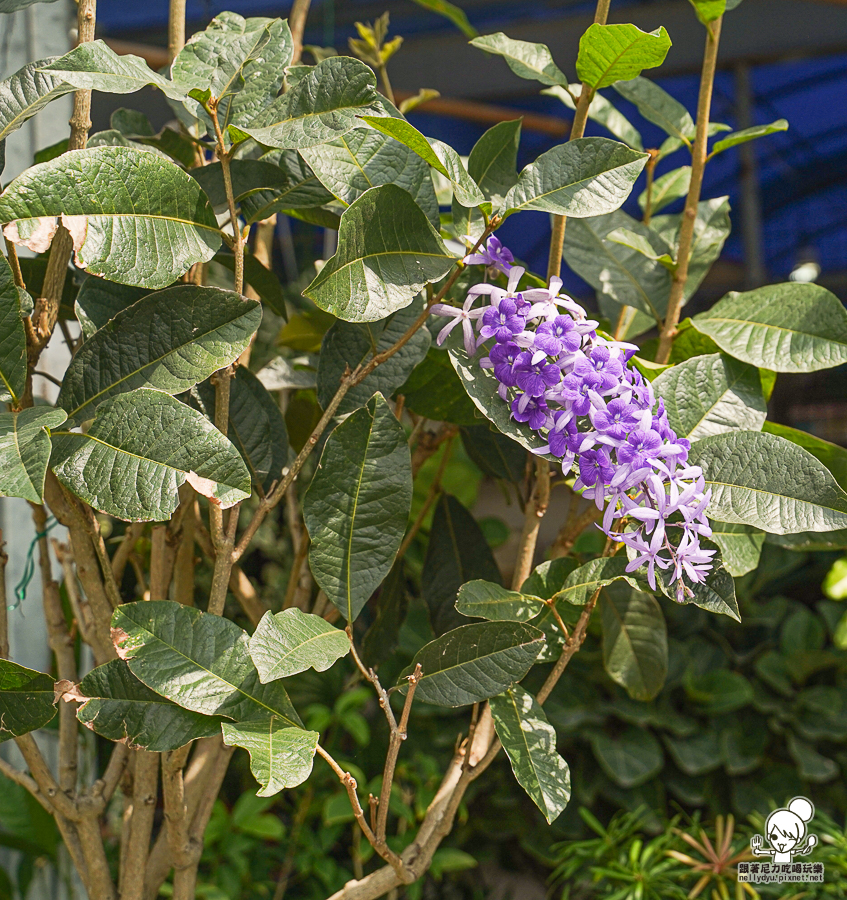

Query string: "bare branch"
[[510, 458, 551, 590], [119, 750, 159, 900]]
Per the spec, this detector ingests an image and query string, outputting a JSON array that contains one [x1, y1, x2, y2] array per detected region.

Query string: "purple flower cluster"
[[432, 237, 715, 600]]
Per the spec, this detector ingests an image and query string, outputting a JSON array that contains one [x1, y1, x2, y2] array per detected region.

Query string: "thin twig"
[[119, 750, 159, 900], [510, 457, 551, 590], [0, 530, 8, 659], [168, 0, 186, 63], [288, 0, 312, 66]]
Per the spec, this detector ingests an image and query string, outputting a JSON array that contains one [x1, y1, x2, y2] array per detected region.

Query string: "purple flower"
[[463, 235, 514, 274], [618, 429, 663, 469], [488, 341, 520, 387], [479, 298, 524, 343], [511, 393, 548, 430], [560, 369, 603, 417], [514, 350, 561, 396], [578, 448, 614, 487], [431, 295, 485, 357], [591, 398, 641, 440]]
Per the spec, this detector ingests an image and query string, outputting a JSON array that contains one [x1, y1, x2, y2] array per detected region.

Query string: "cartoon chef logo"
[[751, 796, 818, 864]]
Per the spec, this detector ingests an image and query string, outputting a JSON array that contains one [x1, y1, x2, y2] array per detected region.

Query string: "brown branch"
[[119, 750, 159, 900], [149, 525, 174, 601], [168, 0, 186, 63], [76, 814, 117, 900], [162, 746, 192, 884], [112, 522, 143, 584], [0, 530, 8, 659], [289, 0, 312, 66], [53, 539, 97, 658], [655, 16, 724, 364], [173, 485, 197, 606], [411, 422, 458, 478], [510, 458, 551, 590]]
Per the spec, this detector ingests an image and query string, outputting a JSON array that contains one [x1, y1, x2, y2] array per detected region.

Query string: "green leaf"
[[710, 119, 787, 157], [192, 367, 289, 497], [51, 390, 251, 521], [221, 719, 319, 797], [503, 138, 647, 218], [74, 276, 148, 338], [676, 196, 732, 301], [361, 560, 409, 668], [248, 609, 350, 683], [522, 558, 579, 602], [588, 726, 664, 787], [709, 521, 764, 577], [301, 128, 440, 229], [460, 425, 526, 482], [613, 76, 695, 142], [0, 407, 67, 503], [243, 56, 383, 150], [358, 117, 484, 207], [214, 250, 287, 318], [607, 227, 675, 268], [692, 283, 847, 373], [786, 733, 838, 784], [112, 600, 302, 725], [422, 493, 503, 635], [688, 0, 726, 25], [663, 727, 722, 776], [316, 301, 431, 416], [600, 583, 667, 701], [576, 24, 671, 90], [0, 57, 75, 144], [72, 659, 222, 751], [762, 421, 847, 491], [639, 166, 690, 215], [303, 184, 455, 322], [399, 348, 478, 425], [686, 669, 753, 715], [0, 660, 56, 742], [409, 0, 478, 38], [0, 147, 221, 289], [469, 33, 567, 87], [659, 553, 740, 620], [543, 85, 643, 150], [688, 430, 847, 534], [562, 212, 671, 322], [171, 15, 292, 134], [455, 580, 544, 622], [57, 284, 261, 425], [489, 685, 570, 823], [553, 556, 643, 606], [303, 394, 412, 622], [652, 353, 766, 441], [0, 252, 30, 405], [402, 621, 544, 707], [39, 40, 189, 101]]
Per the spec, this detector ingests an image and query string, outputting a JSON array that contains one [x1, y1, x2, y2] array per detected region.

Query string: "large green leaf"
[[244, 56, 383, 150], [503, 138, 647, 218], [51, 390, 251, 521], [399, 347, 478, 426], [112, 600, 302, 725], [193, 367, 288, 497], [221, 719, 319, 797], [301, 128, 439, 228], [303, 184, 455, 322], [665, 196, 731, 301], [402, 621, 544, 707], [576, 24, 671, 90], [57, 284, 261, 425], [0, 252, 30, 405], [248, 609, 350, 683], [688, 430, 847, 534], [460, 424, 526, 482], [709, 522, 764, 577], [763, 421, 847, 490], [73, 659, 222, 752], [361, 560, 409, 668], [469, 33, 567, 87], [600, 583, 667, 702], [656, 551, 740, 620], [303, 393, 412, 622], [639, 166, 691, 215], [0, 57, 75, 144], [489, 686, 570, 823], [589, 726, 664, 787], [0, 660, 56, 742], [691, 283, 847, 373], [316, 301, 431, 416], [455, 580, 544, 623], [40, 40, 190, 101], [710, 119, 787, 157], [553, 556, 643, 606], [652, 353, 766, 441], [0, 407, 67, 503], [171, 14, 292, 135], [422, 493, 502, 635], [543, 84, 643, 150], [73, 276, 148, 338], [613, 76, 695, 142], [358, 117, 484, 207], [0, 147, 221, 289]]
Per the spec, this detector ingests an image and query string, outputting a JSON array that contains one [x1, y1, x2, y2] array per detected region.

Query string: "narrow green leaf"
[[361, 560, 409, 668], [503, 138, 648, 217], [0, 660, 56, 742], [456, 580, 544, 622], [543, 85, 643, 150], [303, 394, 412, 622], [710, 119, 787, 157], [402, 621, 544, 707], [51, 390, 251, 521], [0, 57, 74, 144], [590, 726, 664, 787], [763, 421, 847, 490], [553, 556, 643, 606], [40, 40, 190, 101], [72, 659, 222, 752], [0, 252, 30, 405], [112, 600, 302, 725], [74, 276, 148, 338], [638, 166, 691, 215], [688, 430, 847, 534], [652, 353, 766, 441], [577, 24, 671, 90], [460, 424, 526, 482], [607, 227, 675, 268], [409, 0, 478, 38], [490, 686, 570, 823], [692, 283, 847, 373], [613, 76, 695, 142], [248, 609, 350, 683], [303, 184, 455, 322], [243, 56, 383, 150], [0, 407, 67, 503], [600, 582, 667, 701], [221, 720, 319, 797], [58, 285, 261, 425], [469, 33, 567, 87], [709, 521, 764, 577], [0, 147, 222, 289]]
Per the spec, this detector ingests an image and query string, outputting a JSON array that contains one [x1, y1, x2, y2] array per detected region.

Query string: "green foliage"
[[576, 24, 671, 90], [0, 660, 57, 741], [249, 610, 350, 682], [469, 33, 569, 87], [0, 407, 65, 503], [0, 57, 75, 144]]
